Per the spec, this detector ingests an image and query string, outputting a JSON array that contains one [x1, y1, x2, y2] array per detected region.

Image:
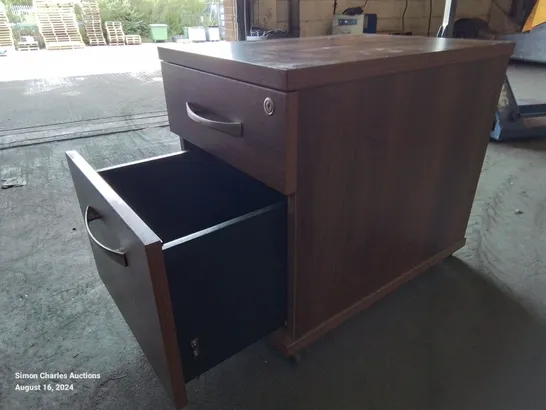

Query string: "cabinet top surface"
[[158, 35, 514, 91]]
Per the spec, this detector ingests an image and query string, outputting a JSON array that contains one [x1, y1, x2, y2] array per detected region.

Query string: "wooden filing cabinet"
[[67, 35, 514, 409]]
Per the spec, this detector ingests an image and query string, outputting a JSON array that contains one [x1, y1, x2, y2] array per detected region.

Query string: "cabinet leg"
[[265, 333, 304, 365], [181, 139, 199, 152], [289, 352, 302, 365]]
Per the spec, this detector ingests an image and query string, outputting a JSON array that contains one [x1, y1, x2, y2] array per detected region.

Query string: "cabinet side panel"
[[293, 56, 509, 338]]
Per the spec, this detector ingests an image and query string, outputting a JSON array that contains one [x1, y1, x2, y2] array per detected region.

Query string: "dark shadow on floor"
[[501, 138, 546, 151], [86, 257, 546, 410]]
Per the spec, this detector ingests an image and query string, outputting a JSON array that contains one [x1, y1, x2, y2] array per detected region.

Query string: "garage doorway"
[[0, 0, 245, 147]]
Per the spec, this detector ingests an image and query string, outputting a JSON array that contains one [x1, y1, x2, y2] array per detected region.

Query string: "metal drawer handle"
[[186, 102, 242, 137], [85, 206, 128, 267]]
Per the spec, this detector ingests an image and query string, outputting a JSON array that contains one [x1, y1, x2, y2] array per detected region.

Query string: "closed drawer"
[[161, 62, 297, 194], [66, 148, 287, 408]]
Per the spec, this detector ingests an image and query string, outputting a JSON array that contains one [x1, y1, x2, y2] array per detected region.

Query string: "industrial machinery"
[[493, 0, 546, 140], [332, 15, 365, 35], [332, 11, 377, 35], [331, 3, 377, 35], [500, 1, 546, 63], [439, 0, 546, 141], [501, 21, 546, 63], [492, 72, 546, 140]]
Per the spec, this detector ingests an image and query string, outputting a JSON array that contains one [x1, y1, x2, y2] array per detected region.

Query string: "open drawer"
[[66, 148, 288, 408]]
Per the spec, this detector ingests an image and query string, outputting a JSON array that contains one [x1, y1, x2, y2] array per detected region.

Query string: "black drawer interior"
[[99, 149, 288, 381], [100, 149, 284, 243], [163, 203, 287, 381]]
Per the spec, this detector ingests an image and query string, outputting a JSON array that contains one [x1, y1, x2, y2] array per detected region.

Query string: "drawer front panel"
[[65, 151, 186, 408], [161, 62, 297, 194], [68, 149, 288, 406], [163, 202, 288, 381]]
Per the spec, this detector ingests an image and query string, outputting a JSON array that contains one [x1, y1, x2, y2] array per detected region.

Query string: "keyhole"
[[264, 97, 275, 116], [191, 338, 199, 358]]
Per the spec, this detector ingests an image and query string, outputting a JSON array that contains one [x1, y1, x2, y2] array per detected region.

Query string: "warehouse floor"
[[1, 65, 546, 410]]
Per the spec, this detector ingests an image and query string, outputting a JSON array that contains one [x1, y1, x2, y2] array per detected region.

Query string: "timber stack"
[[0, 7, 15, 51], [34, 0, 85, 50], [104, 21, 125, 45], [81, 0, 106, 46]]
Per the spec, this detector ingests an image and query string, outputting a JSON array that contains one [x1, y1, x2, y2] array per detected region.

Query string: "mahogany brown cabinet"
[[67, 35, 514, 409]]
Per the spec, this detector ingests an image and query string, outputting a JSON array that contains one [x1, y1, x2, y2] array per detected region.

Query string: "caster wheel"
[[289, 353, 301, 365]]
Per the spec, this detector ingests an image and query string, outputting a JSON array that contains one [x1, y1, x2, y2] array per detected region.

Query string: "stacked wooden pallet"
[[104, 21, 124, 45], [0, 9, 15, 51], [81, 0, 106, 46], [34, 0, 85, 50], [124, 34, 141, 45], [18, 36, 40, 51], [18, 42, 40, 51]]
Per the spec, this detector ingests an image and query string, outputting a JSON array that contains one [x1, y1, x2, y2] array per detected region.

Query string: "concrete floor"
[[0, 44, 161, 83], [2, 63, 546, 409], [0, 71, 165, 133]]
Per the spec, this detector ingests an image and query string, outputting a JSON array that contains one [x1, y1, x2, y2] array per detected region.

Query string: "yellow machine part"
[[523, 0, 546, 32]]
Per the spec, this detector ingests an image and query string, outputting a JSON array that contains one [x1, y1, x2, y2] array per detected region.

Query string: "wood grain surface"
[[158, 35, 514, 91], [272, 239, 465, 356], [289, 56, 511, 340], [162, 62, 297, 194]]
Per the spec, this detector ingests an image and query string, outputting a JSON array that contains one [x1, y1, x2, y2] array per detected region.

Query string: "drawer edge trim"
[[163, 201, 286, 250]]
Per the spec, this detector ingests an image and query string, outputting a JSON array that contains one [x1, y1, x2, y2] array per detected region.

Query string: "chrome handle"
[[186, 102, 242, 137], [85, 206, 128, 267]]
